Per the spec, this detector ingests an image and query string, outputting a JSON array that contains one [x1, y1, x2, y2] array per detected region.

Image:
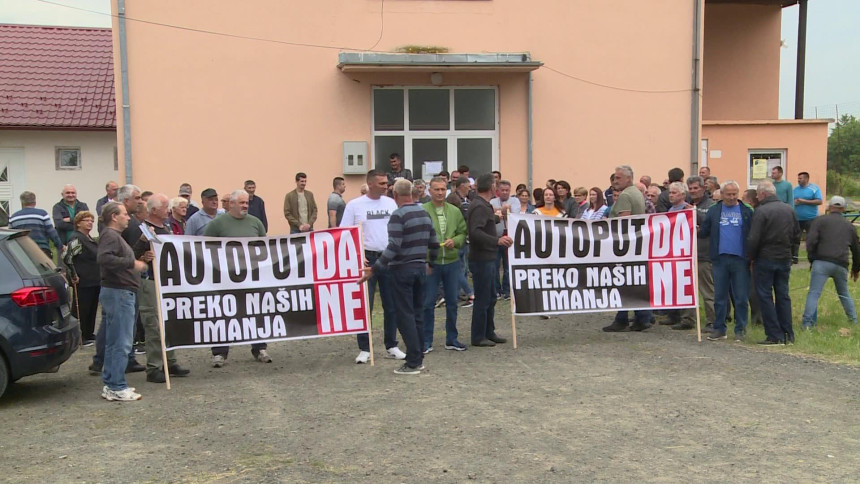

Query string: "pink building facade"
[[112, 0, 827, 234], [701, 1, 829, 198]]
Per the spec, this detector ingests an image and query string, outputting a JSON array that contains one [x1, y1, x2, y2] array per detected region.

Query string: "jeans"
[[391, 265, 426, 368], [495, 246, 510, 297], [423, 260, 461, 348], [754, 258, 793, 342], [457, 245, 473, 298], [802, 260, 857, 327], [357, 250, 398, 352], [470, 259, 498, 343], [100, 287, 136, 391], [93, 305, 137, 368], [712, 255, 750, 335]]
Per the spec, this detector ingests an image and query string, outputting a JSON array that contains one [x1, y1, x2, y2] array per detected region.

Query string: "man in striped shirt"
[[9, 191, 63, 259], [358, 179, 439, 375]]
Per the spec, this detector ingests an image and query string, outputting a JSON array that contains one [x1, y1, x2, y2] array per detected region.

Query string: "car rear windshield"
[[4, 237, 58, 278]]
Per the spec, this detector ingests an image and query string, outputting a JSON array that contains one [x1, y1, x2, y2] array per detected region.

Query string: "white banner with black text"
[[154, 227, 368, 350], [508, 211, 698, 316]]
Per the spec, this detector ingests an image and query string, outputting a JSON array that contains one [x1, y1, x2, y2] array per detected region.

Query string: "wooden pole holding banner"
[[358, 223, 374, 366], [504, 209, 518, 349], [149, 241, 172, 389], [692, 208, 702, 343]]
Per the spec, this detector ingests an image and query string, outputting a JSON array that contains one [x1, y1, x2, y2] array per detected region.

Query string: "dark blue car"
[[0, 229, 80, 398]]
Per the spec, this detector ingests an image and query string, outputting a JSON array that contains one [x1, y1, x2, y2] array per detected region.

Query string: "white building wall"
[[0, 130, 118, 217]]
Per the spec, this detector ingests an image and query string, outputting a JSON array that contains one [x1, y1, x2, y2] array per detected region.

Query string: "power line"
[[35, 0, 385, 52], [34, 0, 693, 95], [542, 65, 692, 94]]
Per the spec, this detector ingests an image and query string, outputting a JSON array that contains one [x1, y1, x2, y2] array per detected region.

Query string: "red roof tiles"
[[0, 24, 116, 129]]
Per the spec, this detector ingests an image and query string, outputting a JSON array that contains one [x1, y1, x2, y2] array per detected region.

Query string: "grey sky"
[[2, 0, 856, 120]]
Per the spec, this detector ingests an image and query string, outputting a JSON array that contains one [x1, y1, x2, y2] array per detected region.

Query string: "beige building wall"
[[0, 130, 117, 215], [702, 3, 781, 121], [112, 0, 697, 236], [702, 120, 829, 210]]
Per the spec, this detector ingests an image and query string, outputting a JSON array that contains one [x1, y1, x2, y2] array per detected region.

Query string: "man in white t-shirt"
[[340, 169, 406, 363]]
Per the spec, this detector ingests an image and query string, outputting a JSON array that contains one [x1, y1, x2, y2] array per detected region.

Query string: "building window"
[[748, 150, 786, 188], [56, 147, 82, 170], [372, 87, 499, 180]]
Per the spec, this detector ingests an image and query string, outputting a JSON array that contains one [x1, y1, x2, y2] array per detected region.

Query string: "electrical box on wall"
[[342, 141, 368, 174]]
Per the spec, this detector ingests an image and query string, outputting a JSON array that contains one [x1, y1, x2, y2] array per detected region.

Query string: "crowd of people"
[[5, 153, 858, 397]]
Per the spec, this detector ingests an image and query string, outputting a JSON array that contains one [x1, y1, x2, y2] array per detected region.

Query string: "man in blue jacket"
[[699, 180, 754, 341]]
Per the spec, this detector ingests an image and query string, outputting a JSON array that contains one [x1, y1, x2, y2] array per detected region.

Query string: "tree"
[[828, 114, 860, 174]]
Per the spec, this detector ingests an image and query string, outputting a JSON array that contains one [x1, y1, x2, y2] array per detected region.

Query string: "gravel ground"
[[1, 303, 858, 483]]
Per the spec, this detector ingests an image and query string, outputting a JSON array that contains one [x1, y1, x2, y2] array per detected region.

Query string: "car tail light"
[[11, 287, 60, 307]]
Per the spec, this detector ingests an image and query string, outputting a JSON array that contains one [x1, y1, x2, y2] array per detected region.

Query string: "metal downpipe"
[[118, 0, 133, 183]]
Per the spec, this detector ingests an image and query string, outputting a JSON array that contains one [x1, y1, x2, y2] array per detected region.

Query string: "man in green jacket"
[[422, 176, 469, 352]]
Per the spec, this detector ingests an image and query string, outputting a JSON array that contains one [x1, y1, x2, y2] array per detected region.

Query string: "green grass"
[[736, 257, 860, 365]]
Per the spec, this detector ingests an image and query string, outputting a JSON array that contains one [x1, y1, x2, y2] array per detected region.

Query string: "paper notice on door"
[[752, 159, 768, 179]]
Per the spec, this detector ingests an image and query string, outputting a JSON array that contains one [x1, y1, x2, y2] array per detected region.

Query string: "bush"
[[827, 170, 860, 198]]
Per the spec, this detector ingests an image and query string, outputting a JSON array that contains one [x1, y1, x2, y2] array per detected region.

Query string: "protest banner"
[[507, 211, 698, 319], [152, 227, 369, 352]]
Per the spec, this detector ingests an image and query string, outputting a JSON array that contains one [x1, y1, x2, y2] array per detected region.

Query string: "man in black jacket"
[[748, 181, 801, 344], [467, 174, 513, 347], [52, 184, 89, 244], [801, 196, 859, 329]]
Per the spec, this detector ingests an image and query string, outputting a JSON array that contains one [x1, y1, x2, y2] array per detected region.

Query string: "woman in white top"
[[581, 186, 610, 220]]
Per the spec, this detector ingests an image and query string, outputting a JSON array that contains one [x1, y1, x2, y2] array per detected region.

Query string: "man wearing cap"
[[801, 196, 860, 329], [185, 188, 221, 236], [178, 183, 199, 218]]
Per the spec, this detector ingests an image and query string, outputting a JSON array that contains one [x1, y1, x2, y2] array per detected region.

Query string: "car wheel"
[[0, 355, 8, 399]]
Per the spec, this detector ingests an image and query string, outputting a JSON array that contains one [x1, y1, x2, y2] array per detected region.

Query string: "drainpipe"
[[794, 0, 808, 119], [690, 0, 702, 168], [527, 71, 534, 190], [118, 0, 133, 183]]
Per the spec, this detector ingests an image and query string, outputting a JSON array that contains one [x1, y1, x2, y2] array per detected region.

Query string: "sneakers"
[[393, 364, 421, 375], [461, 296, 474, 308], [733, 333, 744, 342], [435, 297, 445, 308], [255, 349, 272, 363], [212, 354, 226, 368], [629, 321, 652, 332], [423, 346, 434, 354], [385, 347, 407, 360], [126, 361, 145, 373], [88, 363, 101, 375], [355, 351, 371, 364], [133, 343, 145, 355], [444, 341, 468, 351], [81, 339, 95, 348], [101, 386, 142, 402], [706, 330, 727, 341]]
